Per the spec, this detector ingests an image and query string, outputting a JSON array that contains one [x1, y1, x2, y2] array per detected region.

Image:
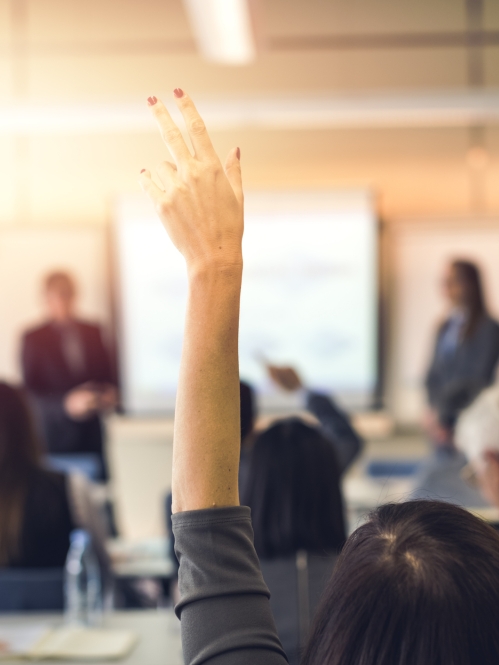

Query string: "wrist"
[[187, 257, 243, 283]]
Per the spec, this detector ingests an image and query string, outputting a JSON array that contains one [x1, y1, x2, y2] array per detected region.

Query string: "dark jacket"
[[426, 315, 499, 427], [10, 468, 74, 568], [21, 320, 114, 457], [306, 390, 363, 475]]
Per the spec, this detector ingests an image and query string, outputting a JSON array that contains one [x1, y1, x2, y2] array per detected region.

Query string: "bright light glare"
[[183, 0, 256, 65]]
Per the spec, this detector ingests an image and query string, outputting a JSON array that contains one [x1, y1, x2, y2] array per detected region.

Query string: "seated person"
[[455, 383, 499, 510], [266, 364, 364, 474], [240, 418, 345, 664], [0, 382, 110, 578], [140, 90, 499, 665]]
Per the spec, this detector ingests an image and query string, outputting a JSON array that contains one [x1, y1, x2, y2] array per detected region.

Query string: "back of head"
[[241, 418, 346, 558], [0, 383, 41, 564], [302, 500, 499, 665]]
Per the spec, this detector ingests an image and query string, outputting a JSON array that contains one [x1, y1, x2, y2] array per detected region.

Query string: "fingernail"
[[140, 169, 146, 173], [236, 147, 241, 160], [173, 88, 184, 98], [147, 96, 157, 106]]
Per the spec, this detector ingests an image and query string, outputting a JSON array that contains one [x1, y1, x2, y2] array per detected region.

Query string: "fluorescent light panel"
[[3, 90, 499, 134], [183, 0, 257, 65]]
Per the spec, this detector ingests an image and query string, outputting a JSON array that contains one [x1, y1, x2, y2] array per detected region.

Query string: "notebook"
[[0, 625, 138, 660]]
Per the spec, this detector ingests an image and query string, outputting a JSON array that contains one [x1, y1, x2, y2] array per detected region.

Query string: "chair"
[[0, 568, 64, 612]]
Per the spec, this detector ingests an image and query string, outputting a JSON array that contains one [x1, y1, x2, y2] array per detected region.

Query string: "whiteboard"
[[391, 221, 499, 424], [0, 225, 109, 383], [114, 190, 378, 413]]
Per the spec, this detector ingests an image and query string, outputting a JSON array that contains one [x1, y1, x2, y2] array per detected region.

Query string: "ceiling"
[[1, 0, 499, 224]]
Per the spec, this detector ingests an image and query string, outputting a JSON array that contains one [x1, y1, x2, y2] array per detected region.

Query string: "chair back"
[[0, 568, 64, 612]]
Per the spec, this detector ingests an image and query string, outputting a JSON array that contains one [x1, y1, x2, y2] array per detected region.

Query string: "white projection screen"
[[114, 191, 378, 413]]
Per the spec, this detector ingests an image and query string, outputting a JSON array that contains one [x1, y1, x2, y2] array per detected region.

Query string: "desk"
[[0, 610, 182, 665]]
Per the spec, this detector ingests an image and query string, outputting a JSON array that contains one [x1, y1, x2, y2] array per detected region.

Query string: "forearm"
[[172, 263, 242, 513]]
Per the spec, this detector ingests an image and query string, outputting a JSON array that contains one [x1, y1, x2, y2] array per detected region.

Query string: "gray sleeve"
[[172, 506, 288, 665]]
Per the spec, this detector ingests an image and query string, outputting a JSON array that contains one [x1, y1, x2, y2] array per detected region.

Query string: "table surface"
[[0, 610, 183, 665]]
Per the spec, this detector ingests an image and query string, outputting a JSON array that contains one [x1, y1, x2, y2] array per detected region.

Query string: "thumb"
[[225, 147, 243, 203]]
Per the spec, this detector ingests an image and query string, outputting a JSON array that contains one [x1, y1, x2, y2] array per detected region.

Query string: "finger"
[[156, 160, 178, 190], [173, 89, 217, 161], [139, 169, 165, 208], [225, 147, 243, 203], [148, 96, 192, 166]]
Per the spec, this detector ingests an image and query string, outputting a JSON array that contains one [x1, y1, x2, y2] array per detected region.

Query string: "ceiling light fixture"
[[182, 0, 261, 65]]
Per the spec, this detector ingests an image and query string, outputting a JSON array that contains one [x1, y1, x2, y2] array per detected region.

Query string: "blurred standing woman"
[[425, 260, 499, 448]]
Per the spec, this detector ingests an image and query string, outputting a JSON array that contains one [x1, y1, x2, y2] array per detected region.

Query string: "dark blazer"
[[21, 320, 114, 457], [426, 315, 499, 427]]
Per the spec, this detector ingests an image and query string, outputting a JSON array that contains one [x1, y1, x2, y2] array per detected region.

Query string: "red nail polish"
[[173, 88, 184, 99], [140, 169, 146, 173], [147, 96, 157, 106], [236, 147, 240, 160]]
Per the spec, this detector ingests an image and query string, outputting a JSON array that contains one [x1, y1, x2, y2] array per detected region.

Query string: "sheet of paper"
[[0, 625, 51, 656]]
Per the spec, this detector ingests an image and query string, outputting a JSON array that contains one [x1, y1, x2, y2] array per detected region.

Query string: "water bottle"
[[64, 529, 102, 626]]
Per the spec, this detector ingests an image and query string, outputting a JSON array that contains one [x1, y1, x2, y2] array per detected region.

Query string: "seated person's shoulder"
[[28, 467, 68, 501]]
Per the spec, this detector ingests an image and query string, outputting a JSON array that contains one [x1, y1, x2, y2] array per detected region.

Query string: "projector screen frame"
[[111, 189, 381, 416]]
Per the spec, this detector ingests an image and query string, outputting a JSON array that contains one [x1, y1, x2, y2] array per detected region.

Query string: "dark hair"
[[0, 383, 41, 565], [44, 271, 76, 298], [241, 418, 346, 558], [302, 500, 499, 665], [240, 380, 256, 444], [451, 260, 486, 338]]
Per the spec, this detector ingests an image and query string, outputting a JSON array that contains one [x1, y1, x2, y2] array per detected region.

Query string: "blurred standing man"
[[21, 272, 117, 479]]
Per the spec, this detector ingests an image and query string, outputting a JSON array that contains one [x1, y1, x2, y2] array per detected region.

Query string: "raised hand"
[[267, 365, 303, 392], [139, 90, 243, 275], [139, 90, 243, 513]]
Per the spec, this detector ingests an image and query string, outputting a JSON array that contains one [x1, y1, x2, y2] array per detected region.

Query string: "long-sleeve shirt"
[[173, 506, 289, 665]]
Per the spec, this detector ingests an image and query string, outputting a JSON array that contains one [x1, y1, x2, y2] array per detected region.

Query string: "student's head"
[[443, 260, 486, 334], [241, 418, 346, 558], [44, 271, 77, 322], [0, 383, 41, 565], [240, 380, 256, 445], [302, 500, 499, 665]]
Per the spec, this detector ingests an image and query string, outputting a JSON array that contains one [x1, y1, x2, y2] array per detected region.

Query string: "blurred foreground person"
[[0, 383, 109, 572], [456, 384, 499, 509], [21, 272, 117, 479], [241, 418, 345, 664], [139, 90, 499, 665]]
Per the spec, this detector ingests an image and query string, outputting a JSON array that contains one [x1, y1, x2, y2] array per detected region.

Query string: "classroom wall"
[[2, 217, 499, 427]]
